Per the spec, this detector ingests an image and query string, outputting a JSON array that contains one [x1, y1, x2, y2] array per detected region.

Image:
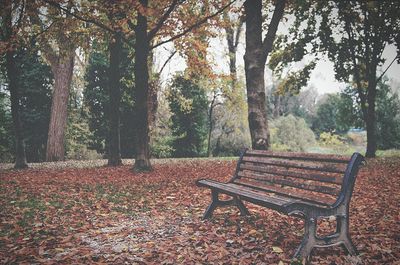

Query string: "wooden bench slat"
[[234, 178, 335, 206], [242, 156, 347, 174], [240, 163, 343, 185], [237, 170, 340, 195], [196, 151, 365, 260], [246, 150, 350, 164], [197, 179, 294, 211]]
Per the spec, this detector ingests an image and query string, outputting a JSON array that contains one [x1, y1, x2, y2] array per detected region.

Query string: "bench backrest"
[[230, 150, 365, 207]]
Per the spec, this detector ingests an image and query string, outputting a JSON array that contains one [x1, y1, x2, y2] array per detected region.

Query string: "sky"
[[156, 25, 400, 96]]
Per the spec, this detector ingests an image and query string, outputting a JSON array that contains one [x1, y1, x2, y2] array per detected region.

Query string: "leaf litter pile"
[[0, 158, 399, 264]]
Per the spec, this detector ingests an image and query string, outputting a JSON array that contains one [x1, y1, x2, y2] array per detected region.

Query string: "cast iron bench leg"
[[203, 189, 219, 219], [294, 217, 316, 261], [292, 215, 358, 262], [337, 215, 358, 255], [234, 196, 250, 216], [203, 190, 250, 219]]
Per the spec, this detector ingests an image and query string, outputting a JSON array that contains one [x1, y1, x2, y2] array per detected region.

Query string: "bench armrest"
[[284, 201, 335, 217]]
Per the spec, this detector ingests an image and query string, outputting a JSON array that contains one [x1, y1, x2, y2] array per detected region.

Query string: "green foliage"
[[336, 87, 364, 129], [318, 132, 344, 146], [316, 1, 400, 84], [83, 45, 136, 158], [0, 85, 13, 162], [312, 93, 353, 135], [309, 80, 400, 152], [83, 49, 109, 154], [150, 136, 175, 158], [65, 107, 100, 160], [167, 75, 208, 157], [270, 115, 316, 152], [211, 87, 251, 156], [17, 48, 53, 162], [0, 47, 53, 162], [268, 0, 318, 95], [376, 81, 400, 149], [275, 61, 316, 95], [267, 85, 318, 125]]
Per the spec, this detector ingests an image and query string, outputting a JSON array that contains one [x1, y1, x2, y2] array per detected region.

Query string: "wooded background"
[[1, 0, 399, 170]]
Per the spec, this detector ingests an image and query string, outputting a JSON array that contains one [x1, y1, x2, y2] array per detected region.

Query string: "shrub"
[[167, 75, 208, 157], [318, 132, 344, 146], [150, 136, 175, 158], [270, 115, 316, 152]]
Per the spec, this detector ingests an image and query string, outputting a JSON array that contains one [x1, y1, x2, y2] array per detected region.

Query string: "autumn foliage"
[[0, 158, 399, 264]]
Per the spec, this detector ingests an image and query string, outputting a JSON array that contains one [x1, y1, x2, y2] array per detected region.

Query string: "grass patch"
[[376, 149, 400, 157]]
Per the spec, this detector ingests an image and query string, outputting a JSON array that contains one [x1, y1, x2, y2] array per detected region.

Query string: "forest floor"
[[0, 157, 399, 264]]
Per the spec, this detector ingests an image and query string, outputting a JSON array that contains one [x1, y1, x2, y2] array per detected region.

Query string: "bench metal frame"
[[196, 150, 365, 261]]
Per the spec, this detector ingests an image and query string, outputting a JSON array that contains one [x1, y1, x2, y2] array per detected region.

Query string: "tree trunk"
[[207, 92, 218, 157], [46, 54, 74, 161], [6, 50, 28, 169], [3, 0, 28, 169], [244, 0, 268, 150], [133, 0, 152, 171], [147, 50, 158, 131], [108, 32, 123, 166], [226, 30, 237, 90], [273, 94, 281, 118], [365, 75, 377, 158], [244, 0, 285, 150], [223, 10, 243, 91]]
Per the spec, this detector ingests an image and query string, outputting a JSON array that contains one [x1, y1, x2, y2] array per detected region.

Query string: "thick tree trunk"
[[365, 76, 377, 158], [108, 32, 123, 166], [133, 0, 152, 171], [6, 50, 28, 169], [3, 0, 28, 169], [46, 54, 74, 161], [244, 0, 268, 150], [244, 59, 269, 149], [244, 0, 285, 150]]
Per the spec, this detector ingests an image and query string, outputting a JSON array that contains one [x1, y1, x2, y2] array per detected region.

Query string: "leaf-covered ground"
[[0, 158, 399, 264]]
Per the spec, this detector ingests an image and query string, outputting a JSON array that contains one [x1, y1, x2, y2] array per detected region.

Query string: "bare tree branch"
[[151, 0, 236, 50], [261, 0, 286, 59], [376, 55, 398, 84], [39, 0, 133, 46], [158, 49, 177, 76], [148, 0, 180, 41], [234, 12, 245, 48], [15, 0, 25, 30], [29, 10, 58, 66]]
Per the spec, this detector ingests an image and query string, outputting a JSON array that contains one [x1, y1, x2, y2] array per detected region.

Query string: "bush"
[[318, 132, 344, 146], [167, 75, 208, 157], [150, 136, 175, 158], [270, 115, 316, 152], [65, 146, 102, 160], [346, 131, 366, 146]]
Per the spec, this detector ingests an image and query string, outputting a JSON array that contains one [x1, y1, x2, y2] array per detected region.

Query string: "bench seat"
[[196, 149, 365, 261], [197, 179, 331, 213]]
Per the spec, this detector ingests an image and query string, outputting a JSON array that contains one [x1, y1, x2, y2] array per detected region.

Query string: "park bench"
[[196, 149, 365, 260]]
